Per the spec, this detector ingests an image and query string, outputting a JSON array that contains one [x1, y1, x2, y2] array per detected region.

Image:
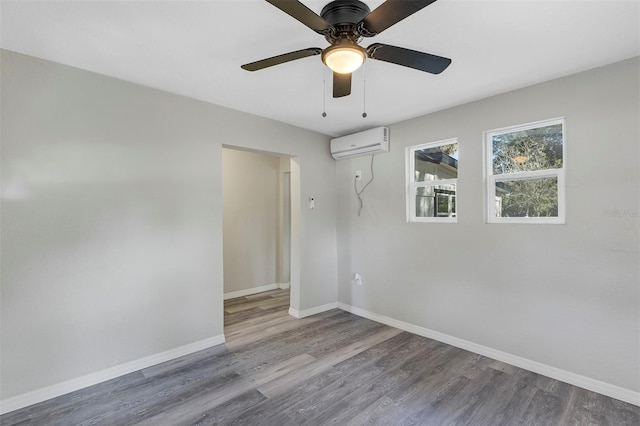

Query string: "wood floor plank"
[[224, 305, 340, 336], [402, 375, 474, 426], [255, 326, 403, 398], [224, 294, 289, 313], [290, 335, 445, 425], [2, 288, 638, 426], [243, 288, 289, 300], [333, 343, 467, 425], [225, 332, 419, 426], [140, 344, 229, 379], [518, 388, 566, 425], [431, 367, 526, 425], [224, 304, 288, 326], [611, 398, 640, 426], [224, 313, 330, 351], [133, 354, 317, 425], [174, 389, 267, 426]]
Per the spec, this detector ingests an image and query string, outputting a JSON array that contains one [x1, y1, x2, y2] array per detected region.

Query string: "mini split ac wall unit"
[[330, 127, 390, 160]]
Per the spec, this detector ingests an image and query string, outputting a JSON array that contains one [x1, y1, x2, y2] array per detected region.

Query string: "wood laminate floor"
[[2, 289, 638, 425]]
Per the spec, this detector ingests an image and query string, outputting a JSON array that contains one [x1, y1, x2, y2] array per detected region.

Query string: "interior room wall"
[[222, 148, 281, 295], [0, 49, 337, 404], [336, 57, 640, 394]]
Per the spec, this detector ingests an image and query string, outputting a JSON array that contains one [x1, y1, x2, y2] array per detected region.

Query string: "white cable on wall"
[[355, 154, 375, 216]]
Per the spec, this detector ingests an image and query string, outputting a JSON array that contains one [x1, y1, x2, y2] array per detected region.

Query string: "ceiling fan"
[[241, 0, 452, 98]]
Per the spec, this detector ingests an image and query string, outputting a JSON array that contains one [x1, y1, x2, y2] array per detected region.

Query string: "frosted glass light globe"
[[322, 44, 366, 74]]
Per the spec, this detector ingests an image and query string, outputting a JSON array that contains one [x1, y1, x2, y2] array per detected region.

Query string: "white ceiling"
[[1, 0, 638, 137]]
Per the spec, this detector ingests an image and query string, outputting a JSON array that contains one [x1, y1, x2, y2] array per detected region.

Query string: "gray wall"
[[222, 148, 281, 294], [336, 57, 640, 392], [0, 49, 337, 400]]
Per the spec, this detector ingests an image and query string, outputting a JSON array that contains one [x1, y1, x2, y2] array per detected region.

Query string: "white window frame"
[[484, 118, 566, 224], [406, 138, 458, 223]]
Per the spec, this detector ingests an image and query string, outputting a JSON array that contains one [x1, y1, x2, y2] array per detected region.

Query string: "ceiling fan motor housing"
[[321, 0, 370, 43]]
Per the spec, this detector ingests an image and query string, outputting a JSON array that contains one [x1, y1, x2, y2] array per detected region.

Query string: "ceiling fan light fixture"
[[322, 41, 366, 74]]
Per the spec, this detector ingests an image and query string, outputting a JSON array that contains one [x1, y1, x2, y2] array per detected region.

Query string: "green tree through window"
[[487, 119, 565, 223], [492, 124, 562, 217]]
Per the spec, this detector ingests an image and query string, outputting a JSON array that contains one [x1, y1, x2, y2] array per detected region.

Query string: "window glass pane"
[[414, 143, 458, 182], [416, 184, 457, 218], [494, 177, 558, 218], [492, 123, 562, 175]]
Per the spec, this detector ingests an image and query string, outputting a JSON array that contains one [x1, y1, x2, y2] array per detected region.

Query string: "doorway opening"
[[221, 147, 299, 328]]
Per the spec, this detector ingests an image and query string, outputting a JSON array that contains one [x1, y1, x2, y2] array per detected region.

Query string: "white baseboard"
[[224, 283, 280, 300], [0, 334, 226, 415], [289, 302, 338, 319], [337, 303, 639, 407], [279, 282, 290, 290]]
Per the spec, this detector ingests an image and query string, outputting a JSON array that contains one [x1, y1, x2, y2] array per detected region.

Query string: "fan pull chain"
[[362, 62, 367, 118], [322, 69, 327, 118]]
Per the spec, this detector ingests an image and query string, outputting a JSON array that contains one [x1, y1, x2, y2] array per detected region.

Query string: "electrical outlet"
[[355, 170, 362, 180], [354, 273, 362, 286]]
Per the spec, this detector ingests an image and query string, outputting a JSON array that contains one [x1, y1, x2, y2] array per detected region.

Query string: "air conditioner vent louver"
[[330, 127, 390, 159]]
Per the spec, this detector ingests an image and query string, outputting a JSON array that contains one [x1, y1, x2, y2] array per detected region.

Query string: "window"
[[485, 118, 565, 224], [407, 139, 458, 222]]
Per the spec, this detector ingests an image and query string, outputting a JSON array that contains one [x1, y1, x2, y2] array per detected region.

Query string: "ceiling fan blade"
[[367, 43, 451, 74], [266, 0, 333, 34], [333, 72, 352, 98], [360, 0, 438, 36], [241, 48, 323, 71]]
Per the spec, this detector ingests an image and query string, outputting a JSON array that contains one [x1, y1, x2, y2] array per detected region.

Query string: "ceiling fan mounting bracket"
[[320, 0, 370, 26]]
